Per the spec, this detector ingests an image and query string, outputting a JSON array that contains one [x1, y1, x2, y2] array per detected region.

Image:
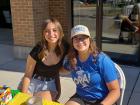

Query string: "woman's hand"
[[21, 55, 36, 94], [101, 80, 120, 105]]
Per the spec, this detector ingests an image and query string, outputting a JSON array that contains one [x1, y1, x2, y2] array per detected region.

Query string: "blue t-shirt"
[[63, 52, 117, 101]]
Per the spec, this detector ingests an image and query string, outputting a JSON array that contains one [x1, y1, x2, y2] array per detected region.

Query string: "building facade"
[[10, 0, 72, 59], [0, 0, 139, 66]]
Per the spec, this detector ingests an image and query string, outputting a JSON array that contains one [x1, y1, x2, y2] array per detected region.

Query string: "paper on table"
[[8, 92, 63, 105]]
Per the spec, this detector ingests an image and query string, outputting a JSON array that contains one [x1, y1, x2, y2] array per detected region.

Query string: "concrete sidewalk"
[[0, 44, 140, 105]]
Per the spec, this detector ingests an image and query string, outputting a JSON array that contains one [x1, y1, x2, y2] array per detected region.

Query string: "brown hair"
[[130, 4, 140, 26], [131, 4, 139, 15], [38, 18, 64, 59], [67, 37, 100, 67]]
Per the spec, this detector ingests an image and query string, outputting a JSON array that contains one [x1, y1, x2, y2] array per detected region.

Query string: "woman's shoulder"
[[98, 52, 112, 62], [98, 52, 106, 58], [29, 41, 43, 59]]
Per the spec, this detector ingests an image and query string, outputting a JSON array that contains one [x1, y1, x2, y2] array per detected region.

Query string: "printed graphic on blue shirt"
[[73, 67, 90, 88]]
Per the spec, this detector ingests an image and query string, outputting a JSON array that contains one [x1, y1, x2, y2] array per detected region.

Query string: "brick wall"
[[49, 0, 72, 40], [32, 0, 50, 44], [10, 0, 34, 46], [10, 0, 49, 47], [10, 0, 72, 59]]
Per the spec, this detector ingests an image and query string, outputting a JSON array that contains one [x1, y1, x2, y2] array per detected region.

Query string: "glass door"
[[102, 0, 140, 66], [73, 0, 97, 39]]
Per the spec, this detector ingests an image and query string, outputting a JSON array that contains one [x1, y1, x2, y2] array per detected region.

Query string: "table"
[[8, 92, 63, 105]]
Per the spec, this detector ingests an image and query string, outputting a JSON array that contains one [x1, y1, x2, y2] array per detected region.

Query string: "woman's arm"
[[100, 80, 120, 105], [21, 55, 36, 94], [59, 67, 70, 76]]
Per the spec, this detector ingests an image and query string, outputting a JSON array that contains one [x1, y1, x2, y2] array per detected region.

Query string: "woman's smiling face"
[[73, 35, 90, 53], [44, 22, 60, 44]]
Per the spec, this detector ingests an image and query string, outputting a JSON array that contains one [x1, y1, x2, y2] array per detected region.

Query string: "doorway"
[[0, 0, 13, 45]]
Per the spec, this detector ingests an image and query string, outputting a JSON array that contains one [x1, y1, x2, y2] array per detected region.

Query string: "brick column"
[[10, 0, 72, 59], [10, 0, 49, 59], [49, 0, 72, 42]]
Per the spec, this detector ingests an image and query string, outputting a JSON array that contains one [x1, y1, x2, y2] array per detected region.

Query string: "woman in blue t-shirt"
[[62, 25, 120, 105]]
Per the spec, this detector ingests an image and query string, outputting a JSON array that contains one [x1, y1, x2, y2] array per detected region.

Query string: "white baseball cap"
[[71, 25, 91, 38]]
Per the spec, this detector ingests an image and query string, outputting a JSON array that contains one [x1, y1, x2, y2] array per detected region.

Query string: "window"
[[72, 0, 140, 66]]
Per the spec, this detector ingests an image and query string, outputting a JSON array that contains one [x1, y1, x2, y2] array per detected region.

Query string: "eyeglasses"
[[73, 35, 89, 42]]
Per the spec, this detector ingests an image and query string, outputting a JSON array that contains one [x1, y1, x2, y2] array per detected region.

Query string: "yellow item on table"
[[8, 92, 31, 105], [8, 92, 63, 105], [43, 99, 63, 105]]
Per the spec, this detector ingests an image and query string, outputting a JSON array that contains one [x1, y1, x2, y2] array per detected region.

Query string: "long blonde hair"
[[38, 18, 64, 59]]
